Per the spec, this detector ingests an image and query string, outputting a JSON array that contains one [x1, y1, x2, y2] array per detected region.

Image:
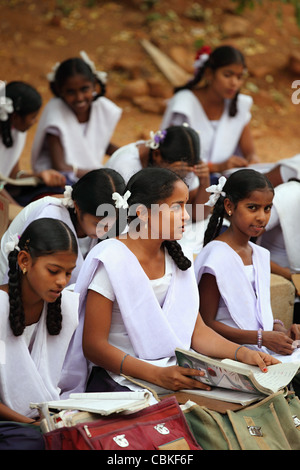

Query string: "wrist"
[[257, 328, 263, 348]]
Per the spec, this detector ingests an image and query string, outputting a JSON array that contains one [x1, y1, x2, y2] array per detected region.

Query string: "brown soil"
[[1, 0, 300, 168]]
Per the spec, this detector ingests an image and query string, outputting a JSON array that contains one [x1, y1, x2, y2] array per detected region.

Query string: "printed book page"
[[176, 348, 300, 395], [221, 359, 300, 393]]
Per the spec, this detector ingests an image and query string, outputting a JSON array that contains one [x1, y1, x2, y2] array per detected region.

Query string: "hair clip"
[[145, 130, 167, 150], [4, 233, 20, 254], [61, 185, 75, 209], [112, 190, 131, 209], [0, 96, 14, 122], [205, 176, 227, 207]]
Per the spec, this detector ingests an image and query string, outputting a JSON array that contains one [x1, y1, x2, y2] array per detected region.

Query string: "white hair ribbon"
[[80, 51, 107, 84], [112, 190, 131, 209], [0, 96, 14, 121], [205, 176, 227, 207], [61, 185, 75, 209], [194, 53, 210, 71], [46, 62, 60, 82], [4, 233, 20, 254]]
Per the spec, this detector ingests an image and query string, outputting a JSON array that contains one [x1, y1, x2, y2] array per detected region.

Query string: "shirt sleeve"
[[88, 264, 116, 302]]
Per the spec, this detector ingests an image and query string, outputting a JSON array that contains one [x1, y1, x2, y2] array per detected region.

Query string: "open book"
[[31, 391, 151, 432], [175, 348, 300, 405]]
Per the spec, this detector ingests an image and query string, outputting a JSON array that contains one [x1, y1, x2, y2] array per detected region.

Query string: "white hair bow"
[[46, 62, 60, 82], [205, 176, 227, 207], [80, 51, 107, 84], [0, 97, 14, 121], [112, 190, 131, 209], [4, 233, 20, 254], [194, 53, 210, 71], [61, 185, 75, 209]]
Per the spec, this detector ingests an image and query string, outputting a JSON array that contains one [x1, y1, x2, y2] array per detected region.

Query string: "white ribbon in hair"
[[4, 233, 20, 254], [205, 176, 227, 207], [0, 96, 14, 121], [112, 190, 131, 209], [194, 53, 210, 71], [80, 51, 107, 84], [61, 185, 75, 209], [46, 62, 60, 82]]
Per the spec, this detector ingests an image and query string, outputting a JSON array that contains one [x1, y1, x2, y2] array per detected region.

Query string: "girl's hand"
[[287, 324, 300, 342], [262, 330, 295, 355], [38, 169, 66, 187], [155, 366, 211, 391], [192, 162, 210, 184], [237, 346, 281, 372], [226, 156, 249, 170]]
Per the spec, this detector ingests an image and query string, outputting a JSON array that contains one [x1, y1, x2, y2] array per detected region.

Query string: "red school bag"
[[44, 396, 202, 450]]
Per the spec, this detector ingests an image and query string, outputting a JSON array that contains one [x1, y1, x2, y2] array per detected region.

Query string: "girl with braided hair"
[[31, 52, 122, 185], [0, 218, 79, 426], [195, 169, 300, 362], [0, 168, 126, 285], [66, 167, 279, 399], [161, 45, 259, 180]]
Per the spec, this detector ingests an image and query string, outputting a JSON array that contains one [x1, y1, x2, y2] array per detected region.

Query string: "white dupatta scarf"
[[161, 90, 252, 164], [194, 240, 274, 331], [0, 289, 79, 418], [76, 238, 199, 360]]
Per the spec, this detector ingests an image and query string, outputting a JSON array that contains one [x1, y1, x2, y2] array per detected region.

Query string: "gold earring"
[[22, 267, 27, 275], [228, 210, 232, 216]]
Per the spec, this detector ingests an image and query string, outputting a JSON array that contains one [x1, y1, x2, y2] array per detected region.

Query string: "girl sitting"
[[31, 52, 122, 184], [65, 167, 279, 398], [0, 218, 79, 425], [195, 169, 300, 360]]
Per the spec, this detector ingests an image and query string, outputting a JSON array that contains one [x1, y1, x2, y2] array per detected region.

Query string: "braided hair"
[[204, 169, 274, 246], [0, 81, 42, 148], [49, 57, 106, 99], [175, 45, 247, 117], [7, 218, 78, 337], [125, 167, 191, 271]]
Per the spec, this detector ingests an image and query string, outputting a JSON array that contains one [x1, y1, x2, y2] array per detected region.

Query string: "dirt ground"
[[1, 0, 300, 169]]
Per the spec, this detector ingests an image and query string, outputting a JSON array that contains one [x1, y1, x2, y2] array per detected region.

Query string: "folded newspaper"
[[175, 348, 300, 405], [31, 391, 151, 432]]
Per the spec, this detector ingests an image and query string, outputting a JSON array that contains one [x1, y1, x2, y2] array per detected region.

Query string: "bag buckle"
[[247, 425, 263, 437], [154, 423, 170, 435], [292, 415, 300, 427]]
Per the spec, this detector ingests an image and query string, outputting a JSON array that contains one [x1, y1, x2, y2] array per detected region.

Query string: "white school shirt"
[[161, 90, 252, 164], [31, 96, 122, 172]]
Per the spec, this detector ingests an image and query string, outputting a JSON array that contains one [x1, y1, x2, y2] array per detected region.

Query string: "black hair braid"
[[229, 91, 239, 117], [174, 64, 207, 93], [203, 197, 226, 246], [93, 76, 106, 99], [0, 120, 13, 148], [7, 249, 25, 336], [163, 240, 191, 271], [46, 295, 62, 335]]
